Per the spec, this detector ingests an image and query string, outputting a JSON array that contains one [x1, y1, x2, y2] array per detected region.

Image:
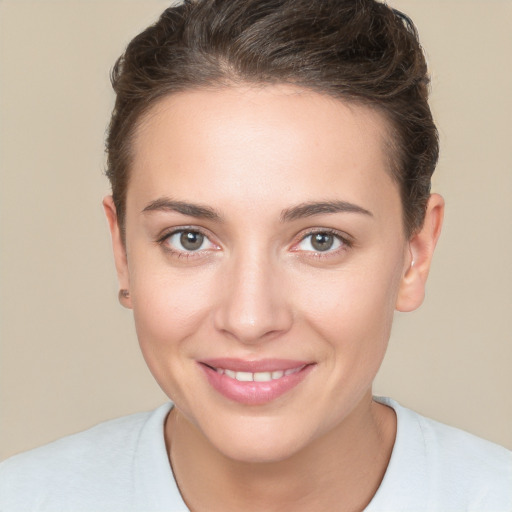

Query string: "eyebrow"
[[280, 201, 373, 222], [141, 197, 373, 222], [142, 198, 222, 220]]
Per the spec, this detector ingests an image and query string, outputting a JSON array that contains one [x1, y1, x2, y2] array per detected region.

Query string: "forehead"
[[128, 85, 401, 224]]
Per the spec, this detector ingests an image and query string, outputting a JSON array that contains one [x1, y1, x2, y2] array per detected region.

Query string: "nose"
[[213, 250, 293, 344]]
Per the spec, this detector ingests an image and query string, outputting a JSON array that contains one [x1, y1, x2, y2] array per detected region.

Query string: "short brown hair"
[[106, 0, 438, 238]]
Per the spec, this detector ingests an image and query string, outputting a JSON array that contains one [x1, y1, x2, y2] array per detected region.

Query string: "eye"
[[162, 229, 216, 253], [295, 231, 347, 253]]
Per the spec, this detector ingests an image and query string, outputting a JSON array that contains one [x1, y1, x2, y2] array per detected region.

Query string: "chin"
[[199, 413, 317, 465], [217, 434, 309, 465]]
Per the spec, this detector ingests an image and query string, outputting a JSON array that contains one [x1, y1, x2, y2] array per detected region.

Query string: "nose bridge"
[[214, 244, 292, 343]]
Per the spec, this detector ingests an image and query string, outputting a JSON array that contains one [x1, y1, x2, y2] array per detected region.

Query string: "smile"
[[199, 359, 315, 405], [213, 365, 306, 382]]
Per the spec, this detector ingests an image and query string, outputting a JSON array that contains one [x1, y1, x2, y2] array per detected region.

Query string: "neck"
[[166, 392, 396, 512]]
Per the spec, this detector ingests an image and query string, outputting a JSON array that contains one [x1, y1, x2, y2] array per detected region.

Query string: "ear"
[[103, 196, 132, 309], [396, 193, 444, 312]]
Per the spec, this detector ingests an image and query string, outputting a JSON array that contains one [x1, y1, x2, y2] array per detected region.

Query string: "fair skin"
[[104, 85, 443, 512]]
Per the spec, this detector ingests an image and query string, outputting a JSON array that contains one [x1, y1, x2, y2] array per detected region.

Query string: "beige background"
[[0, 0, 511, 460]]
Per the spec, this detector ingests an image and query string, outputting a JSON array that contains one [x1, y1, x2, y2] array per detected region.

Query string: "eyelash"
[[156, 227, 352, 260], [292, 228, 353, 259], [156, 227, 216, 259]]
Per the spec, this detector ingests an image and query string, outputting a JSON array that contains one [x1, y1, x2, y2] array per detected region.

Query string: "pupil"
[[180, 231, 203, 251], [312, 233, 333, 251]]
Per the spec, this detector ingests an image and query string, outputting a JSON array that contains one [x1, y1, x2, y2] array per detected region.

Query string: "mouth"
[[198, 359, 315, 405], [210, 365, 306, 382]]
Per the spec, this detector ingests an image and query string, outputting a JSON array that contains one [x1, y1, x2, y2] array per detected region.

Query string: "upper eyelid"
[[157, 226, 213, 242], [294, 228, 353, 244]]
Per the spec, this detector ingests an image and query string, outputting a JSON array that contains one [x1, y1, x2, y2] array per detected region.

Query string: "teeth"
[[236, 371, 253, 382], [254, 372, 273, 382], [215, 366, 305, 382]]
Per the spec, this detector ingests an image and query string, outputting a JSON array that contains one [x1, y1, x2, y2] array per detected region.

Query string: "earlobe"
[[102, 196, 132, 309], [396, 193, 444, 312]]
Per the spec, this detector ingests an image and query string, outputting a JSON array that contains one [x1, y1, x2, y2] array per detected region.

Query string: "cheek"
[[130, 263, 215, 357], [294, 251, 404, 354], [129, 265, 219, 404]]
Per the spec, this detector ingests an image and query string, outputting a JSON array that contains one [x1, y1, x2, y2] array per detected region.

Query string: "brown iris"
[[311, 233, 334, 251], [180, 231, 204, 251]]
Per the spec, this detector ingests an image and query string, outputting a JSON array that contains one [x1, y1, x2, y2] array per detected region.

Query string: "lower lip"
[[199, 363, 315, 405]]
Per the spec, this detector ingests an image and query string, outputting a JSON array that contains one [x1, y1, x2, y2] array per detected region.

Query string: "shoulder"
[[415, 409, 512, 508], [1, 409, 152, 479], [0, 403, 174, 511], [415, 406, 511, 469], [370, 397, 512, 511]]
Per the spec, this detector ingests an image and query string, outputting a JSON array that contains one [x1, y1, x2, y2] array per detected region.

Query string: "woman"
[[1, 0, 510, 510]]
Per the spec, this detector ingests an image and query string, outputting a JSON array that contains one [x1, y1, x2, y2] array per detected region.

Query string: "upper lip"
[[200, 358, 313, 373]]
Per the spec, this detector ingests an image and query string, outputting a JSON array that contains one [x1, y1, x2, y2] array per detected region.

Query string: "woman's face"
[[111, 85, 416, 462]]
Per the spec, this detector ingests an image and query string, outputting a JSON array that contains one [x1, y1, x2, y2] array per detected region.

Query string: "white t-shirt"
[[1, 397, 510, 511]]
